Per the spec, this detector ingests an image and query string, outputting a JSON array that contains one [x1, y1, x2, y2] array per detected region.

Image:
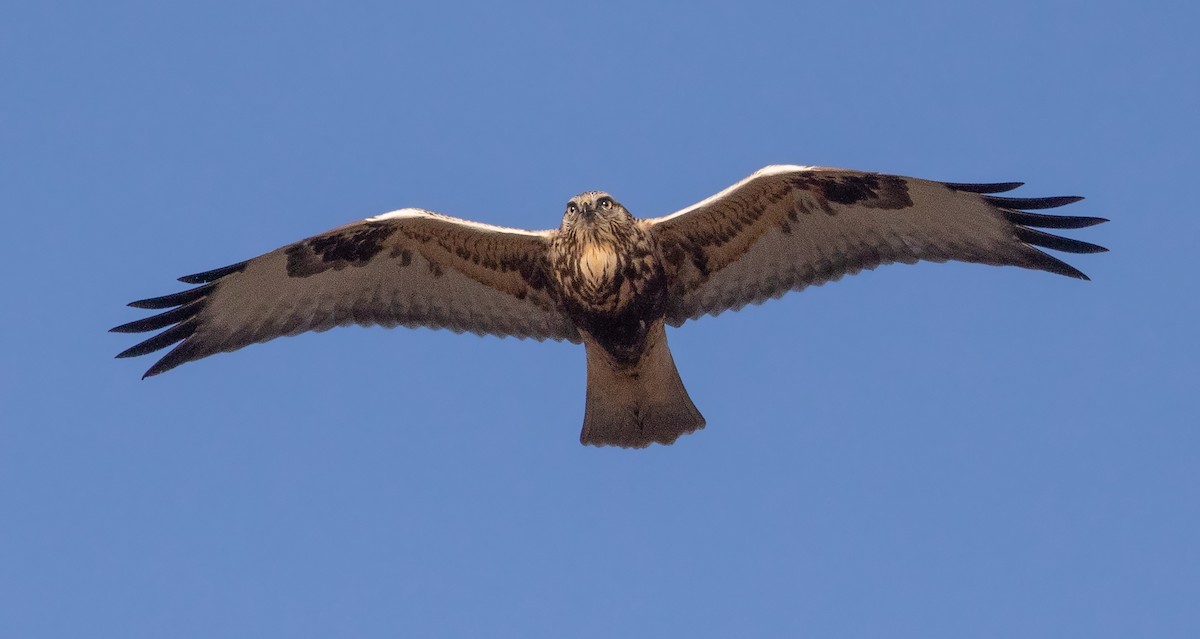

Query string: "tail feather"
[[579, 325, 705, 448]]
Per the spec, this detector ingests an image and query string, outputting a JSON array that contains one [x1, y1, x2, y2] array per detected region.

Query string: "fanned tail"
[[579, 324, 705, 448]]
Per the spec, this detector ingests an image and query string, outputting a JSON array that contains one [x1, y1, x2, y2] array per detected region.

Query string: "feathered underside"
[[114, 165, 1108, 381], [112, 209, 579, 378], [643, 165, 1107, 325]]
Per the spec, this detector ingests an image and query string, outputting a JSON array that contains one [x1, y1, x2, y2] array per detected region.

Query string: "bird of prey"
[[113, 165, 1107, 447]]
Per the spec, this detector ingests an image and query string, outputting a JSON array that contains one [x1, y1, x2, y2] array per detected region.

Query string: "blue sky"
[[2, 1, 1197, 637]]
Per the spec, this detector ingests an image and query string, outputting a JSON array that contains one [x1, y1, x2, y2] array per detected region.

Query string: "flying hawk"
[[113, 166, 1107, 447]]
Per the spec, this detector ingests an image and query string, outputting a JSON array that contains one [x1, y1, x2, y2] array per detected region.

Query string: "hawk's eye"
[[599, 198, 613, 209], [567, 203, 578, 214]]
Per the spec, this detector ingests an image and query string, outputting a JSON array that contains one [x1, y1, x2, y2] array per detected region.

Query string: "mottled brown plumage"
[[114, 165, 1107, 447], [547, 192, 702, 445]]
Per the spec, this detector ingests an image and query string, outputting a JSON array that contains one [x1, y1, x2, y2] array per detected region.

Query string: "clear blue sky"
[[2, 1, 1196, 637]]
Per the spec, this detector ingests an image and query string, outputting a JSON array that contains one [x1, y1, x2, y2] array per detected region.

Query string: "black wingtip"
[[127, 283, 215, 309], [114, 319, 198, 360], [140, 364, 171, 380], [178, 261, 248, 284], [1002, 210, 1110, 230], [1022, 249, 1093, 280], [1015, 227, 1108, 254], [945, 179, 1105, 281], [985, 195, 1084, 210], [944, 181, 1025, 194], [140, 340, 205, 379], [118, 265, 235, 376], [111, 301, 202, 334]]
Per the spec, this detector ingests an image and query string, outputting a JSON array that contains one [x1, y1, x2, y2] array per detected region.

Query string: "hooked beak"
[[579, 197, 596, 219]]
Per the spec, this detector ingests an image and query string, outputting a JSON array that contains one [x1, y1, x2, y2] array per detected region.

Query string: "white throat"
[[579, 240, 619, 285]]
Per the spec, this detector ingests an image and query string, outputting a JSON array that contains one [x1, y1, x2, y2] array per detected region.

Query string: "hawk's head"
[[561, 192, 633, 240]]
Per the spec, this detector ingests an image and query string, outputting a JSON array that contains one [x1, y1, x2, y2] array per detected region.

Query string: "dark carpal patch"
[[791, 173, 913, 211], [286, 222, 395, 277]]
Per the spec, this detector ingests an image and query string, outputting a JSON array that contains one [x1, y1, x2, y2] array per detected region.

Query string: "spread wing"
[[645, 165, 1108, 325], [113, 209, 579, 378]]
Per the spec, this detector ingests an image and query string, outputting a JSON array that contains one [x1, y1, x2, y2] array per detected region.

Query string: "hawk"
[[113, 165, 1107, 447]]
